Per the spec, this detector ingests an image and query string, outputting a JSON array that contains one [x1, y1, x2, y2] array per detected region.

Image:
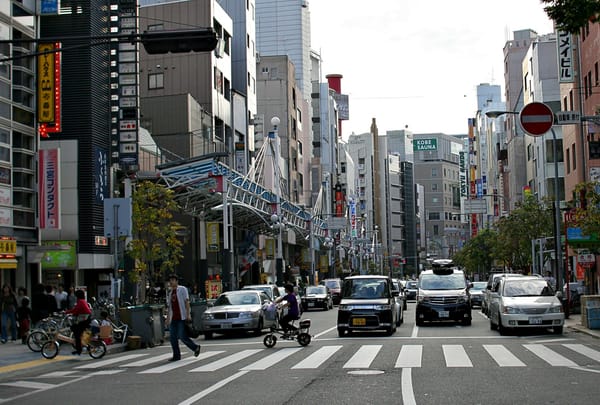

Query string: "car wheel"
[[337, 328, 347, 337], [490, 317, 497, 330], [204, 332, 213, 340], [462, 318, 472, 326], [416, 317, 424, 326], [497, 314, 508, 335], [553, 326, 563, 334], [254, 318, 264, 336], [323, 303, 329, 311]]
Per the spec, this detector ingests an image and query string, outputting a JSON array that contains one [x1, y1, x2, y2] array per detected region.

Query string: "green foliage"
[[126, 181, 184, 291], [541, 0, 600, 34], [571, 182, 600, 252], [452, 229, 498, 276]]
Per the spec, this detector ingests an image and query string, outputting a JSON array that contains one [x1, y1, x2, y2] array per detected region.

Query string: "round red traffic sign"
[[519, 102, 554, 136]]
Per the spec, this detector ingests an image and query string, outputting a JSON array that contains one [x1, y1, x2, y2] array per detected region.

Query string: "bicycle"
[[27, 313, 73, 352], [41, 322, 107, 360]]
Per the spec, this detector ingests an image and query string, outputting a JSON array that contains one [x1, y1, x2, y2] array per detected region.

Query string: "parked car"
[[469, 281, 487, 308], [405, 281, 418, 301], [320, 278, 342, 304], [415, 267, 472, 326], [337, 275, 400, 336], [561, 281, 585, 314], [302, 285, 333, 311], [488, 276, 564, 335], [482, 273, 523, 316], [200, 290, 278, 339], [390, 279, 405, 324], [392, 278, 408, 311]]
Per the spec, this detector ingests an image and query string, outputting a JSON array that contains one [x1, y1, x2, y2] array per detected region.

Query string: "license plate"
[[308, 302, 315, 307], [529, 317, 543, 325], [352, 317, 366, 326], [221, 323, 232, 329], [438, 310, 449, 318]]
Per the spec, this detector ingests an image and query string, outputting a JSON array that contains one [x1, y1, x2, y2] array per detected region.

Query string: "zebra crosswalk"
[[62, 342, 600, 374]]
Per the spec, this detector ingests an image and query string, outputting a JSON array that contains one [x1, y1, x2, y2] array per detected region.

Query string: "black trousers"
[[279, 314, 298, 332], [71, 319, 91, 354]]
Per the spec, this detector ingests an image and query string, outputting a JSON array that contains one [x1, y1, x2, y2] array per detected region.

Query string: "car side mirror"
[[467, 282, 473, 289], [392, 290, 399, 297], [486, 285, 491, 290]]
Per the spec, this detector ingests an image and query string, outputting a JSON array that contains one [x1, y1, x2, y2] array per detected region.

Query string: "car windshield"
[[406, 282, 417, 289], [214, 293, 260, 306], [342, 279, 388, 299], [503, 280, 554, 297], [306, 286, 326, 294], [419, 274, 466, 290], [471, 282, 487, 291], [243, 286, 272, 298], [325, 280, 340, 289]]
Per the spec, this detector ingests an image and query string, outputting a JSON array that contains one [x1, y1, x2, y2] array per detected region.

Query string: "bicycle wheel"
[[41, 341, 60, 359], [263, 334, 277, 348], [297, 332, 311, 347], [27, 330, 49, 352], [88, 340, 107, 359]]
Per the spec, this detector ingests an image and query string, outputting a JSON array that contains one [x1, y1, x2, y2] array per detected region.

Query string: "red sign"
[[519, 102, 554, 136]]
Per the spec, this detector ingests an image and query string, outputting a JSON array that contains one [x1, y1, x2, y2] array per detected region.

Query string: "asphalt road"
[[1, 303, 599, 405]]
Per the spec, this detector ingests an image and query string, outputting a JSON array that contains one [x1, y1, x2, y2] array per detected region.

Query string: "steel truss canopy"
[[157, 154, 329, 240]]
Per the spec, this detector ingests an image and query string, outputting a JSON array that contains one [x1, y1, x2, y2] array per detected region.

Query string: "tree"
[[126, 180, 185, 302], [494, 196, 554, 272], [571, 181, 600, 252], [541, 0, 600, 33], [452, 229, 498, 278]]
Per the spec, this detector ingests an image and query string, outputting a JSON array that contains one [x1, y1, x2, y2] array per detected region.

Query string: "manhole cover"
[[347, 370, 385, 376]]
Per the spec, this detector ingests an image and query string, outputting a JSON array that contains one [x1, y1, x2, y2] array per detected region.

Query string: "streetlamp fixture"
[[270, 116, 284, 286]]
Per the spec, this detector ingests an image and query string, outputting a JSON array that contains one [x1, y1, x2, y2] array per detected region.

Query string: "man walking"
[[166, 274, 200, 362]]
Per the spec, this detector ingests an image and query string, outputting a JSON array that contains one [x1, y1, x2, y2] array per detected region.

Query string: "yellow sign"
[[265, 239, 275, 259], [205, 279, 222, 299], [206, 222, 220, 252], [37, 43, 55, 123], [0, 239, 16, 255]]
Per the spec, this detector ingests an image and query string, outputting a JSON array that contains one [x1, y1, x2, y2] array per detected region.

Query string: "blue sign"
[[41, 0, 59, 14]]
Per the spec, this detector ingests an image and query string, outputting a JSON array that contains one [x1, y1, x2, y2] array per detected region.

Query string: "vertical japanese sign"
[[557, 31, 574, 83], [459, 151, 467, 197], [207, 222, 220, 252], [38, 149, 61, 229], [37, 44, 55, 123], [349, 199, 357, 238], [265, 239, 275, 260], [94, 147, 109, 204]]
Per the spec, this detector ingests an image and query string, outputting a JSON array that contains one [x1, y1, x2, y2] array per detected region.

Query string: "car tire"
[[337, 328, 347, 337], [490, 317, 497, 330], [497, 315, 508, 335], [553, 326, 563, 334], [204, 332, 213, 340], [323, 303, 328, 311], [254, 318, 264, 336], [462, 318, 472, 326], [416, 317, 424, 326]]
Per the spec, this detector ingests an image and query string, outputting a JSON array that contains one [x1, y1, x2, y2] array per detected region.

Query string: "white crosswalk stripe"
[[240, 347, 303, 371], [563, 344, 600, 362], [190, 349, 263, 372], [139, 351, 222, 374], [75, 353, 147, 369], [395, 345, 422, 368], [483, 344, 526, 367], [292, 345, 342, 369], [124, 352, 174, 367], [443, 344, 472, 367], [524, 344, 579, 367], [343, 345, 382, 369]]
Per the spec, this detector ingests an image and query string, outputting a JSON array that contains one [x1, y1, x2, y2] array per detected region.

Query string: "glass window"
[[148, 72, 163, 89], [0, 146, 9, 162]]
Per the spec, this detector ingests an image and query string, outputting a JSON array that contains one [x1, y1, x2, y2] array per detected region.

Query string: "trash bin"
[[581, 295, 600, 329], [119, 304, 165, 347], [190, 301, 208, 332]]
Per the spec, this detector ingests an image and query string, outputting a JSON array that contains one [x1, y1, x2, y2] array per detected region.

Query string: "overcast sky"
[[309, 0, 555, 137]]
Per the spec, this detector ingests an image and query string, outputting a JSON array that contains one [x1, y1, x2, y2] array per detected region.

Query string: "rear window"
[[325, 280, 340, 289], [342, 278, 389, 299], [419, 273, 466, 290]]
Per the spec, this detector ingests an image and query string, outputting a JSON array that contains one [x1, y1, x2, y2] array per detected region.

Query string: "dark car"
[[561, 281, 586, 314], [405, 281, 418, 301], [392, 278, 408, 311], [337, 275, 400, 336], [320, 278, 342, 305], [416, 267, 472, 326], [302, 285, 333, 311], [469, 281, 487, 308]]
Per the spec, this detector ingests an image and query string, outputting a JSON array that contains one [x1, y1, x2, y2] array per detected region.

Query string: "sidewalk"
[[564, 312, 600, 339]]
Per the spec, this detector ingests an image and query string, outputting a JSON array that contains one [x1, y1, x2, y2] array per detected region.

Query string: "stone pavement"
[[563, 311, 600, 339]]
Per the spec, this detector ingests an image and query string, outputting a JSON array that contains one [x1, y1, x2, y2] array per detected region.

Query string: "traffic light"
[[141, 28, 218, 55]]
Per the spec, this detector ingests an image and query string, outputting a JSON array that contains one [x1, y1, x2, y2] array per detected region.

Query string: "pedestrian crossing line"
[[75, 353, 148, 369], [124, 353, 174, 367], [190, 349, 264, 372], [524, 344, 578, 367], [443, 345, 473, 367], [483, 344, 526, 367], [0, 381, 55, 390], [562, 344, 600, 362], [139, 351, 224, 374], [292, 345, 342, 369], [241, 347, 303, 371], [90, 370, 125, 375], [37, 371, 78, 378], [395, 345, 422, 368], [343, 345, 382, 369]]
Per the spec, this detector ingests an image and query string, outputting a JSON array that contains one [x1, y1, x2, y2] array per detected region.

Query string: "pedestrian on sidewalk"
[[166, 274, 200, 362], [1, 284, 18, 343], [16, 297, 31, 344]]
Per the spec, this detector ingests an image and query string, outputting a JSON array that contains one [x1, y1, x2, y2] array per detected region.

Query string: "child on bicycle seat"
[[275, 284, 299, 336], [65, 290, 91, 355]]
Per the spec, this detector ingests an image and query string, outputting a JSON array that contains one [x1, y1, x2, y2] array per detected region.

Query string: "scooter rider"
[[275, 284, 299, 336]]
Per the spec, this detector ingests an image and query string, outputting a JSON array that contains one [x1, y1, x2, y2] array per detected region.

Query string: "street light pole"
[[550, 128, 563, 292], [270, 116, 284, 286]]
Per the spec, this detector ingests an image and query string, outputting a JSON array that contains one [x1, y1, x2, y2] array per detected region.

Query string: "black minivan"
[[337, 275, 400, 336]]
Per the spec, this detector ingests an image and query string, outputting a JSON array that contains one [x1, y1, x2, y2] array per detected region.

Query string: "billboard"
[[38, 148, 61, 230]]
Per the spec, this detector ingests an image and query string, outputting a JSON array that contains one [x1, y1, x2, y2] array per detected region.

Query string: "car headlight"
[[457, 294, 467, 304], [548, 305, 563, 313], [239, 311, 260, 319], [339, 304, 352, 311], [202, 313, 214, 320], [502, 306, 519, 314], [417, 295, 430, 303], [374, 304, 392, 310]]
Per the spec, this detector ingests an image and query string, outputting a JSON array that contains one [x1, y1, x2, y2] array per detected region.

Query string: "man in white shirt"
[[55, 285, 68, 310]]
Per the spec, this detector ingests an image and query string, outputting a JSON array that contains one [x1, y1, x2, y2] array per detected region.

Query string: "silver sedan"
[[200, 290, 278, 339]]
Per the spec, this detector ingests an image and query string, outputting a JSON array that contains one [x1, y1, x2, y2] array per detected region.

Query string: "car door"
[[260, 292, 277, 323], [488, 279, 502, 323]]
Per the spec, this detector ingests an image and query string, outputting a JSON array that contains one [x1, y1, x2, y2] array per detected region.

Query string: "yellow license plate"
[[352, 318, 366, 326]]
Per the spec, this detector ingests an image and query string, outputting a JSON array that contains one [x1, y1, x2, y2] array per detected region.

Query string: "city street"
[[1, 303, 599, 405]]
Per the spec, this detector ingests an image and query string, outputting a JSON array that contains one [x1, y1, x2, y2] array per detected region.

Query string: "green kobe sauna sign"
[[413, 138, 437, 151]]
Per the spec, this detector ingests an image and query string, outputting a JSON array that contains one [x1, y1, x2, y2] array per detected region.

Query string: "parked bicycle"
[[41, 321, 107, 359], [26, 312, 73, 352]]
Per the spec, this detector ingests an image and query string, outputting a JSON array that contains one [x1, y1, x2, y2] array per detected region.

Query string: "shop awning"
[[0, 258, 17, 269]]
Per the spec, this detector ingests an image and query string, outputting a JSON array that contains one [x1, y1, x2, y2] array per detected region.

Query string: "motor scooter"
[[263, 318, 311, 348]]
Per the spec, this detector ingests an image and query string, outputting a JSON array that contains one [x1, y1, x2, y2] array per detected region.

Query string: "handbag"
[[184, 321, 201, 338]]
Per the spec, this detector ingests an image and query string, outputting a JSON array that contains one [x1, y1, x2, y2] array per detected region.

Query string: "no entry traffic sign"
[[519, 102, 554, 136]]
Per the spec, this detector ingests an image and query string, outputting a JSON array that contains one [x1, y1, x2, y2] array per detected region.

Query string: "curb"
[[566, 323, 600, 339]]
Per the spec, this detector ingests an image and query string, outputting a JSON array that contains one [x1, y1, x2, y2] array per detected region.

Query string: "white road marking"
[[178, 370, 249, 405], [410, 325, 419, 338], [75, 353, 147, 369], [292, 345, 342, 369], [0, 381, 55, 390], [139, 352, 221, 374], [563, 344, 600, 362], [190, 349, 262, 372], [401, 368, 417, 405], [124, 352, 174, 367], [443, 344, 473, 367], [524, 344, 578, 367], [395, 345, 422, 368], [313, 325, 337, 338], [343, 345, 382, 369], [240, 347, 303, 370], [36, 371, 78, 378], [483, 344, 526, 367]]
